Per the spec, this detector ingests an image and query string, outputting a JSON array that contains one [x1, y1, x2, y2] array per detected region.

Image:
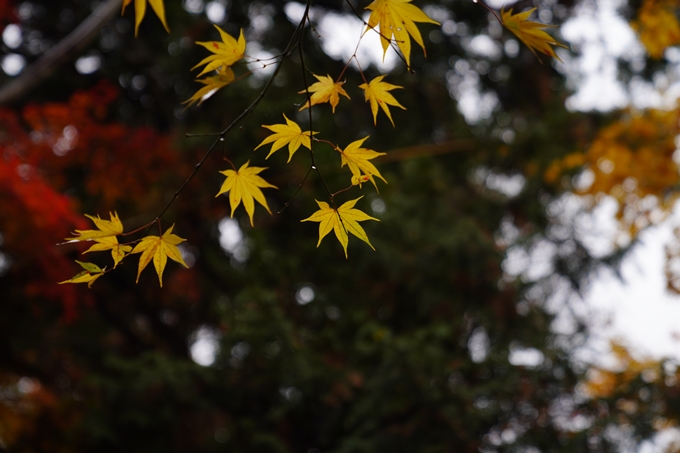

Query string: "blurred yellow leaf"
[[501, 7, 567, 61], [631, 0, 680, 59], [365, 0, 439, 68], [192, 26, 246, 77], [122, 0, 169, 37], [183, 67, 235, 108]]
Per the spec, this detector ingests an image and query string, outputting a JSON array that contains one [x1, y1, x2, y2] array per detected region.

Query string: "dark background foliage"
[[0, 0, 671, 451]]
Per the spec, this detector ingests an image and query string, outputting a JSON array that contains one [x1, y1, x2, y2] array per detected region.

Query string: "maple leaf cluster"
[[61, 0, 570, 287], [0, 82, 182, 307], [61, 213, 187, 288]]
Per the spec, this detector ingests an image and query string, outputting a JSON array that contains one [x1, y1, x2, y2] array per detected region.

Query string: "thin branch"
[[186, 132, 223, 137], [314, 137, 341, 151], [475, 0, 502, 25], [298, 26, 336, 206], [278, 165, 314, 214], [0, 0, 122, 106], [120, 221, 156, 236], [330, 184, 355, 198], [150, 0, 314, 225], [222, 148, 237, 170]]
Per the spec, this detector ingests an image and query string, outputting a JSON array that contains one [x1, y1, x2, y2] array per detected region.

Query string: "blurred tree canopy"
[[3, 0, 680, 451]]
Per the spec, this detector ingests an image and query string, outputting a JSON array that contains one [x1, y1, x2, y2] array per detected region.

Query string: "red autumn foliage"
[[0, 0, 17, 31], [0, 81, 179, 319]]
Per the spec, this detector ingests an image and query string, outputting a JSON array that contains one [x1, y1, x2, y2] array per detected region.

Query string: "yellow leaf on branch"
[[58, 261, 105, 288], [338, 137, 386, 190], [122, 0, 170, 37], [299, 74, 350, 113], [501, 7, 568, 61], [359, 75, 406, 126], [183, 66, 235, 108], [64, 212, 131, 269], [131, 225, 188, 287], [192, 26, 246, 78], [66, 212, 124, 241], [365, 0, 439, 68], [216, 161, 278, 226], [254, 114, 318, 162], [302, 197, 378, 258], [82, 236, 132, 268]]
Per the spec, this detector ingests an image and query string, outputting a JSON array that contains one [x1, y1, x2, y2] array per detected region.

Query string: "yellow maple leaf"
[[301, 197, 378, 258], [65, 212, 131, 268], [359, 75, 406, 126], [122, 0, 170, 37], [338, 137, 387, 190], [254, 114, 318, 162], [299, 74, 350, 113], [131, 225, 188, 287], [501, 7, 568, 61], [192, 26, 246, 78], [216, 161, 278, 226], [67, 212, 124, 241], [82, 237, 132, 268], [183, 66, 235, 108], [365, 0, 439, 68], [58, 261, 105, 288]]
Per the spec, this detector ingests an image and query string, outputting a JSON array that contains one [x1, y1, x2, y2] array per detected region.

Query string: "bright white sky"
[[587, 205, 680, 361], [464, 0, 680, 369], [546, 0, 680, 365]]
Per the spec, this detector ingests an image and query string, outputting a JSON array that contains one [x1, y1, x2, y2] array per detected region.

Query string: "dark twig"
[[149, 0, 314, 227], [475, 0, 502, 24], [298, 27, 336, 207], [278, 165, 314, 214], [0, 0, 122, 105]]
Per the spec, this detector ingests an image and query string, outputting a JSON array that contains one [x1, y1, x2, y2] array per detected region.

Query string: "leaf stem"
[[475, 0, 502, 25], [298, 24, 337, 207], [120, 221, 156, 236], [222, 156, 237, 171], [330, 184, 355, 197], [278, 165, 313, 214], [314, 137, 341, 151]]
